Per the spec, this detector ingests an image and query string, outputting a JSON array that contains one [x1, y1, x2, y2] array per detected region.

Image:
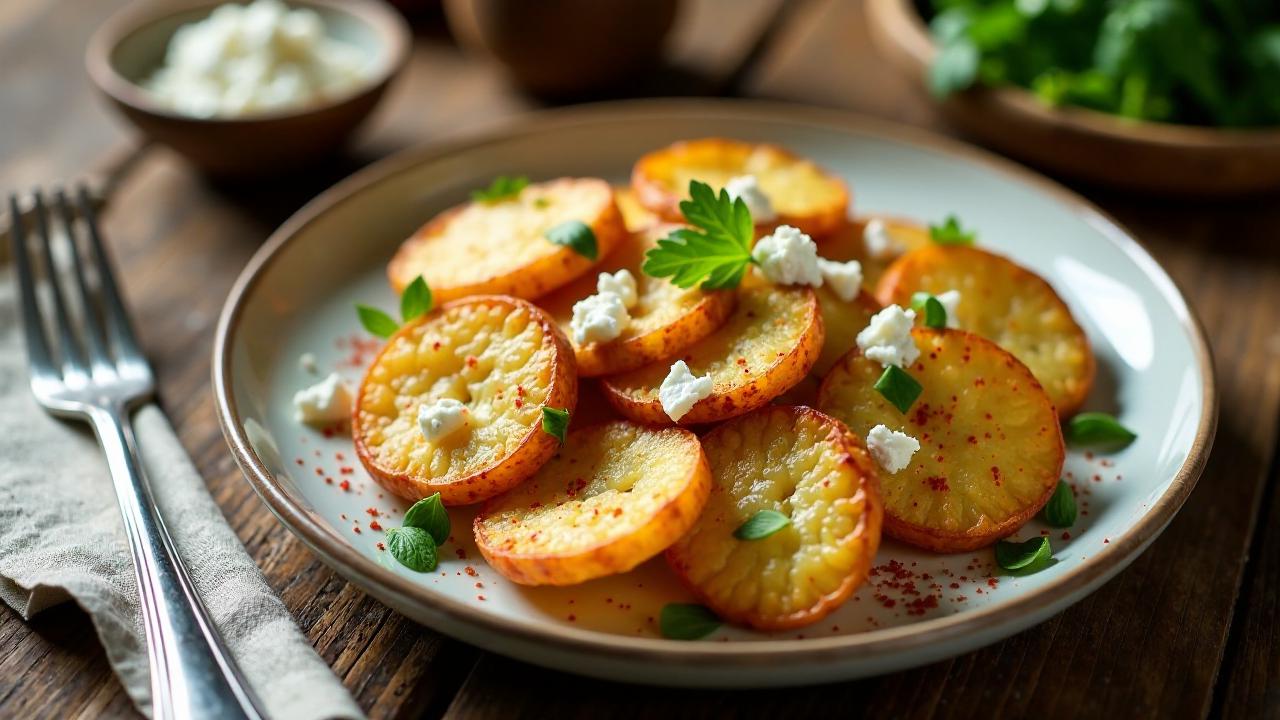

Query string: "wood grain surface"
[[2, 0, 1278, 718]]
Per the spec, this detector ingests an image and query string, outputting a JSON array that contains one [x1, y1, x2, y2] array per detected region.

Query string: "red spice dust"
[[464, 566, 479, 577], [369, 520, 383, 531], [925, 476, 949, 492], [352, 526, 362, 534], [366, 507, 380, 517], [339, 480, 351, 491], [376, 542, 385, 551]]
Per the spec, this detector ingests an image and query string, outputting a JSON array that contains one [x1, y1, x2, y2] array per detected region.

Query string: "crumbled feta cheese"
[[570, 292, 631, 345], [856, 305, 920, 368], [936, 289, 961, 328], [817, 258, 863, 302], [292, 372, 352, 424], [597, 269, 638, 309], [658, 360, 713, 422], [417, 398, 470, 442], [724, 174, 777, 222], [298, 352, 318, 374], [866, 425, 920, 473], [863, 219, 903, 260], [752, 225, 822, 287]]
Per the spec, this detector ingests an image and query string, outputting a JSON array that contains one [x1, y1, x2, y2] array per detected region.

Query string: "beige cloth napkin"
[[0, 257, 364, 718]]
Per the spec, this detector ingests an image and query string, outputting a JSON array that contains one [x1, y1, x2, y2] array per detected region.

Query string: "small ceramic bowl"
[[87, 0, 411, 177], [865, 0, 1280, 195]]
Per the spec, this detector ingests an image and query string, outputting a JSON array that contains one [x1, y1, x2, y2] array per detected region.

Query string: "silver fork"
[[8, 186, 265, 720]]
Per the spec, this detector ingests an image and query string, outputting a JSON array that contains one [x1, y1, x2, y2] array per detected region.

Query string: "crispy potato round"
[[601, 285, 823, 425], [540, 224, 737, 377], [818, 328, 1064, 552], [813, 286, 882, 377], [632, 138, 849, 238], [665, 406, 883, 630], [876, 245, 1095, 416], [388, 177, 626, 300], [613, 186, 661, 232], [816, 216, 932, 292], [354, 296, 578, 506], [474, 421, 710, 586]]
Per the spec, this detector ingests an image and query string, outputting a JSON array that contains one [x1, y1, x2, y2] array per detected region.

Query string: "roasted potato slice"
[[817, 216, 932, 291], [876, 245, 1094, 416], [601, 285, 823, 425], [388, 177, 626, 300], [813, 286, 882, 377], [818, 328, 1064, 552], [613, 186, 661, 232], [665, 406, 883, 630], [354, 296, 577, 505], [474, 421, 710, 586], [540, 224, 736, 377], [631, 138, 849, 238]]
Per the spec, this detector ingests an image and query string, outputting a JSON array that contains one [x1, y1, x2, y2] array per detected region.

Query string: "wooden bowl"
[[865, 0, 1280, 195], [86, 0, 411, 177]]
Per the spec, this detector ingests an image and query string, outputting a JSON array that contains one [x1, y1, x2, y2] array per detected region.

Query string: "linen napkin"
[[0, 238, 364, 719]]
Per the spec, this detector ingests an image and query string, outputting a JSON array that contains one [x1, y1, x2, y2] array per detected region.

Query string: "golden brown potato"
[[816, 216, 932, 292], [539, 224, 736, 377], [813, 286, 882, 378], [601, 285, 823, 426], [875, 244, 1094, 416], [631, 138, 849, 239], [474, 421, 710, 586], [665, 405, 882, 630], [613, 186, 661, 232], [388, 177, 626, 301], [818, 328, 1064, 552], [353, 296, 578, 506]]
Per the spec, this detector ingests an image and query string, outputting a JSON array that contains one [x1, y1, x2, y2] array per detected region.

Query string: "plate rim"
[[212, 98, 1218, 665]]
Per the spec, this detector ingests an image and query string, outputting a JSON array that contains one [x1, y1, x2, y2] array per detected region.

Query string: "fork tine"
[[53, 188, 113, 373], [74, 184, 145, 366], [32, 190, 89, 380], [8, 195, 57, 378]]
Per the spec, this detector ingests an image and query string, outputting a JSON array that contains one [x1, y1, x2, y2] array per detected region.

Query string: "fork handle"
[[90, 405, 265, 720]]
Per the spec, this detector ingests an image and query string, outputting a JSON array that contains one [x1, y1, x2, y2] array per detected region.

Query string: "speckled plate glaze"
[[213, 100, 1216, 687]]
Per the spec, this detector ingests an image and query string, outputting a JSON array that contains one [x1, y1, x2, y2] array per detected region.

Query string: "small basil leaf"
[[403, 492, 450, 545], [995, 536, 1053, 572], [1065, 412, 1137, 449], [874, 365, 923, 414], [471, 175, 529, 203], [356, 304, 399, 339], [659, 603, 721, 640], [929, 215, 976, 245], [386, 526, 438, 572], [541, 407, 570, 443], [1042, 481, 1077, 528], [400, 276, 433, 322], [545, 220, 598, 260], [733, 509, 791, 541]]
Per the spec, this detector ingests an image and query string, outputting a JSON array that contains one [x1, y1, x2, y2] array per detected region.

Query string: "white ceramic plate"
[[213, 100, 1216, 687]]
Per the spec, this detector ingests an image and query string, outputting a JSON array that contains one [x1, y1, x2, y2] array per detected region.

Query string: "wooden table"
[[3, 1, 1279, 717]]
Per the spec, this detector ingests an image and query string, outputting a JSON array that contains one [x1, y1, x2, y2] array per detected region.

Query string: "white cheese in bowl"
[[144, 0, 372, 118]]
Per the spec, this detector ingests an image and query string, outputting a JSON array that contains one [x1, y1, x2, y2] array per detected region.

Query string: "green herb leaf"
[[471, 175, 529, 203], [929, 215, 976, 245], [403, 492, 450, 545], [910, 292, 948, 329], [995, 536, 1053, 573], [929, 39, 980, 96], [874, 365, 923, 414], [545, 220, 598, 260], [541, 407, 570, 443], [400, 276, 433, 322], [659, 603, 721, 640], [386, 526, 438, 572], [1042, 481, 1077, 528], [733, 509, 791, 540], [356, 304, 399, 338], [642, 180, 755, 290], [1065, 412, 1137, 449]]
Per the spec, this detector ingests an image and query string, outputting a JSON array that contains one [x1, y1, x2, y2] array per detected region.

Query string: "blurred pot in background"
[[444, 0, 678, 97]]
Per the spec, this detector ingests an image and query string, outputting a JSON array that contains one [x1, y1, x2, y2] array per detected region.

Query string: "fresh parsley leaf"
[[1042, 480, 1076, 528], [659, 603, 721, 640], [874, 365, 923, 414], [386, 526, 438, 572], [910, 292, 948, 329], [471, 175, 528, 203], [1064, 412, 1137, 449], [400, 276, 433, 322], [545, 220, 598, 260], [995, 536, 1053, 573], [356, 304, 399, 338], [733, 510, 791, 540], [403, 492, 450, 546], [541, 407, 570, 443], [642, 180, 755, 290], [929, 215, 976, 245]]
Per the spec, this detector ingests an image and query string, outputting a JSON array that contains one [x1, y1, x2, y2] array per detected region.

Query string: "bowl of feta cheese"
[[87, 0, 410, 176]]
